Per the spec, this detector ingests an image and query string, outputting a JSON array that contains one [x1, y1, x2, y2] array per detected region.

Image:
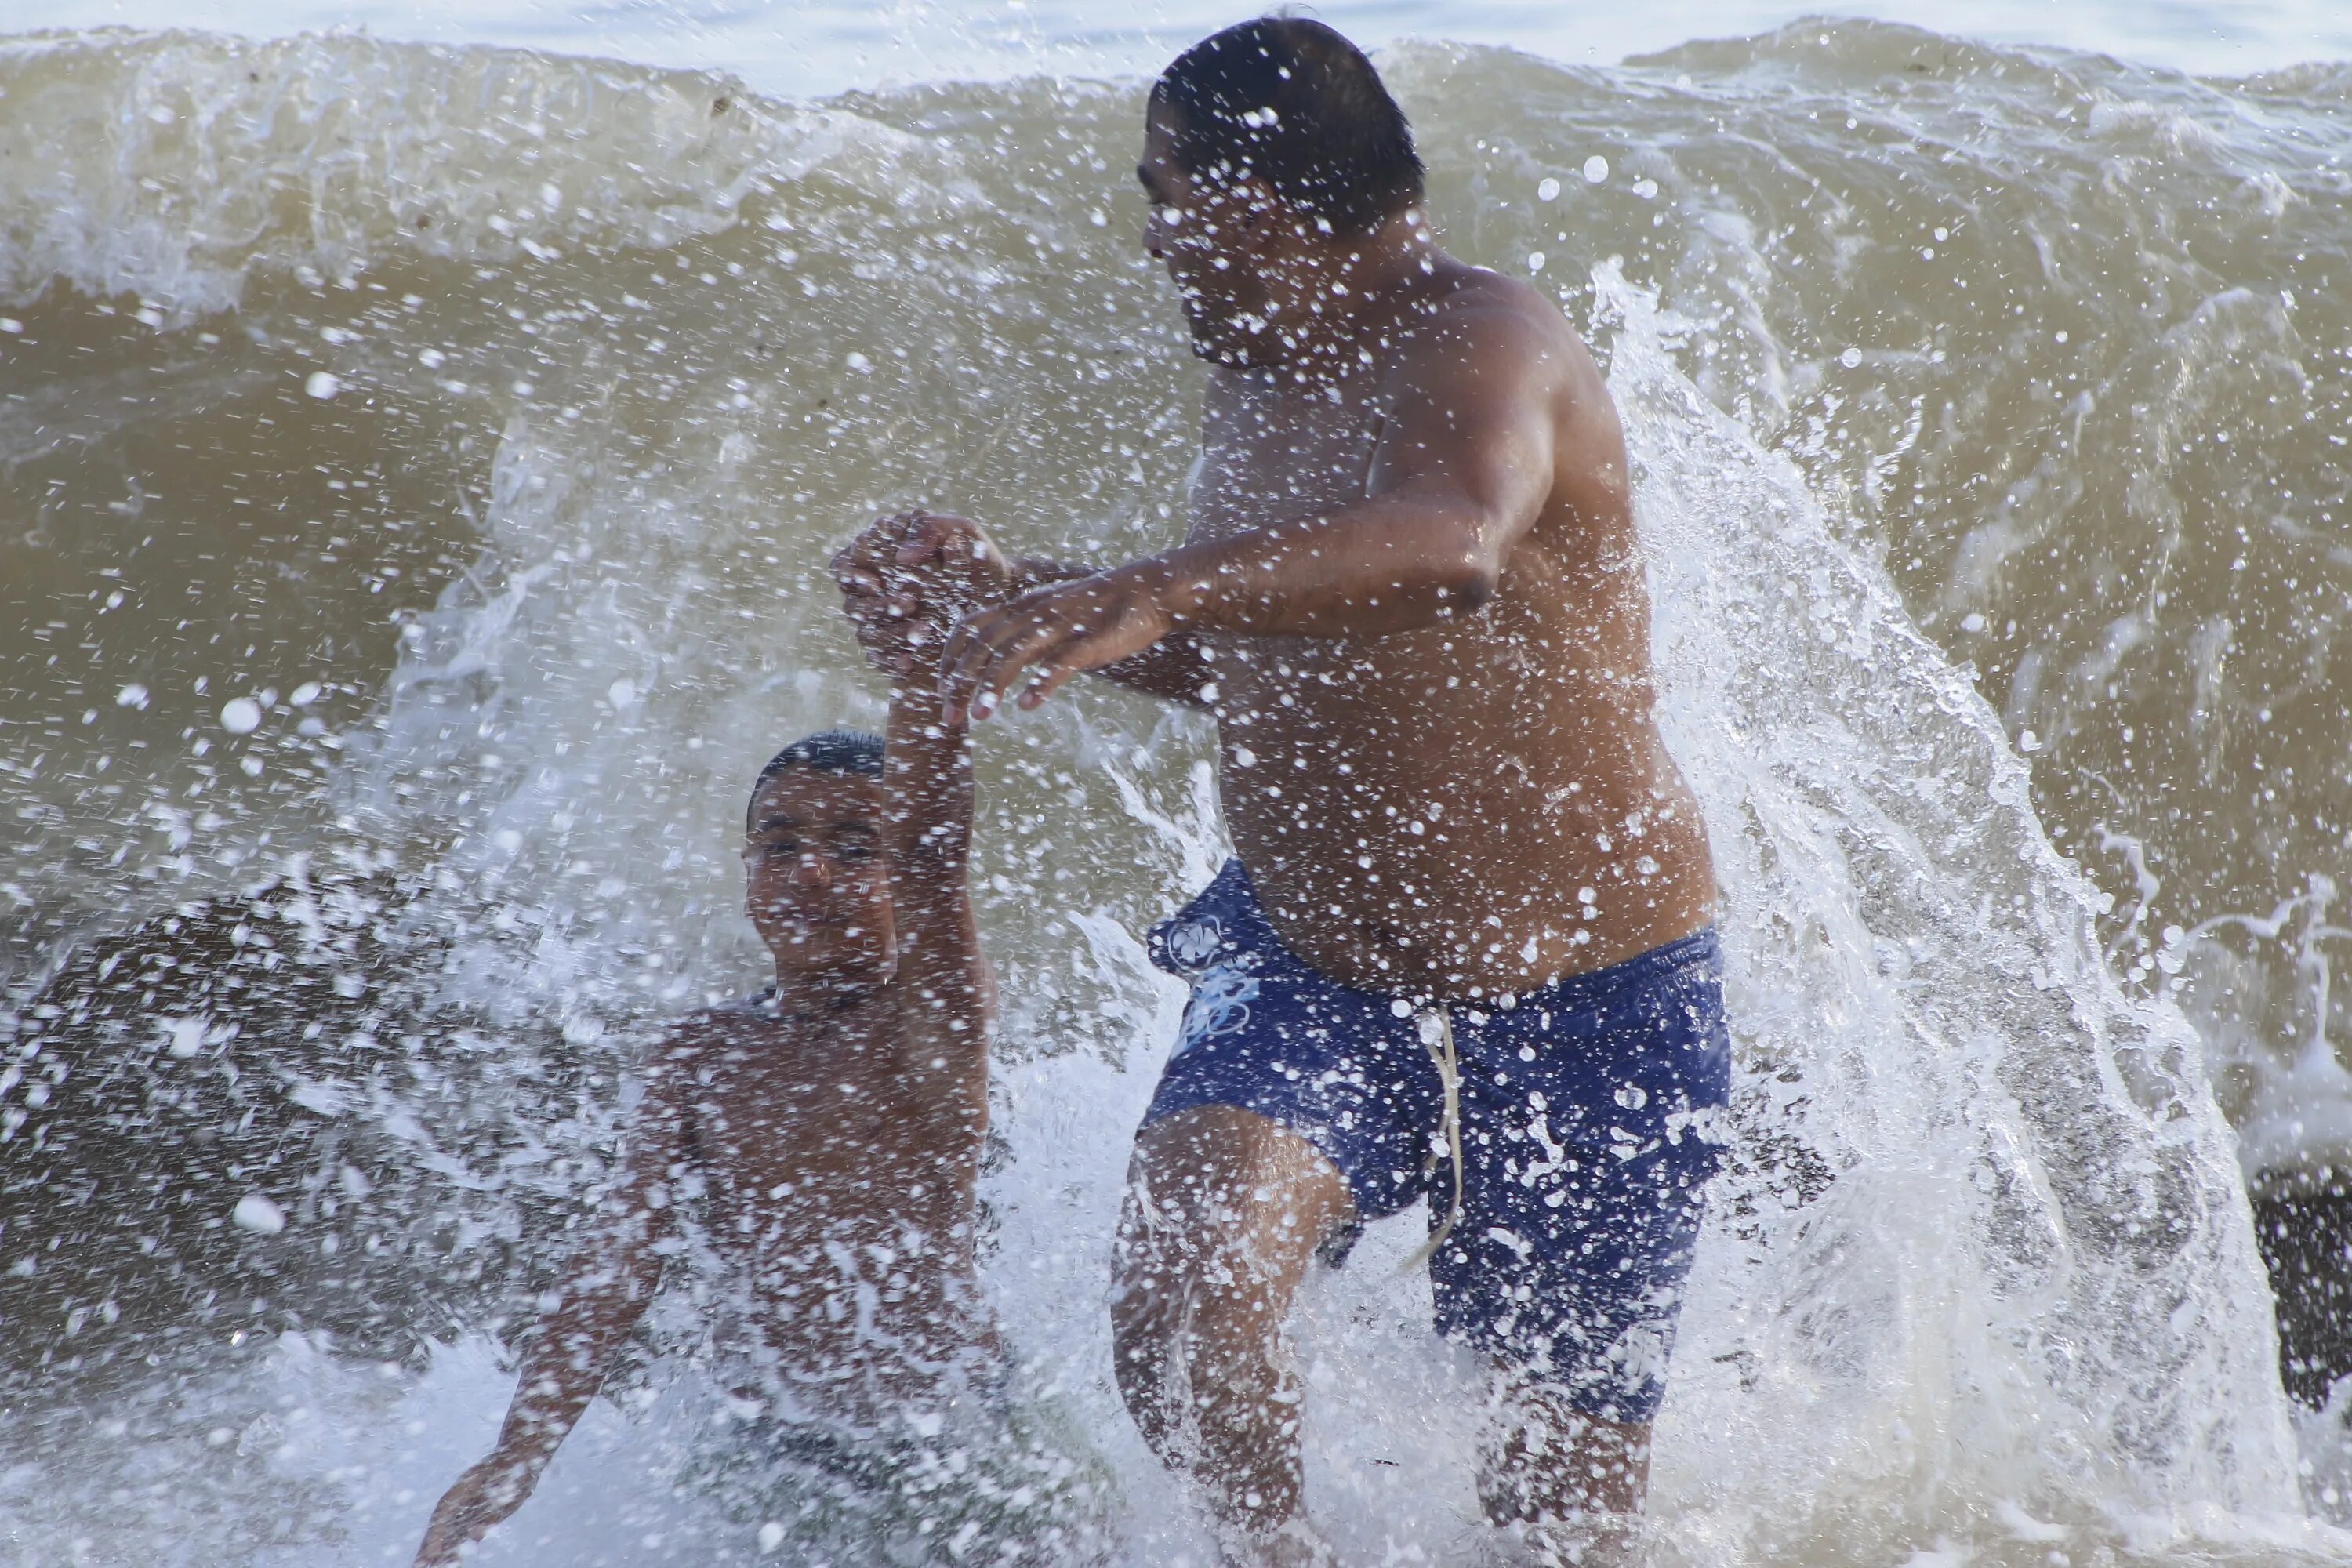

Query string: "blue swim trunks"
[[1142, 860, 1730, 1423]]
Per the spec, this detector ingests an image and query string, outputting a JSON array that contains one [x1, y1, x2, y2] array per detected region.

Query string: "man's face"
[[1139, 102, 1279, 361], [742, 768, 897, 982]]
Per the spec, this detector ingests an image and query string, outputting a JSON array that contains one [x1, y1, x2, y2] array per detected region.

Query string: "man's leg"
[[1109, 1103, 1355, 1563], [1478, 1368, 1650, 1521]]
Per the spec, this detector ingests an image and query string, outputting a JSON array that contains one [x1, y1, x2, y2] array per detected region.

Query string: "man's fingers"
[[1018, 655, 1084, 710], [966, 620, 1084, 720], [940, 603, 1003, 684], [943, 605, 1038, 720]]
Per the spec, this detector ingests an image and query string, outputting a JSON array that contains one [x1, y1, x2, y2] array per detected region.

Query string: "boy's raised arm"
[[880, 626, 993, 1105], [411, 1048, 693, 1566]]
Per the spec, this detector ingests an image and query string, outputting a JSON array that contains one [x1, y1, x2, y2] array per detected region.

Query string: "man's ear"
[[1229, 176, 1287, 256]]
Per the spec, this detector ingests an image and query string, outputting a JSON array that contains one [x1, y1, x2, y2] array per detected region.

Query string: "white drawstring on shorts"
[[1401, 1005, 1465, 1275]]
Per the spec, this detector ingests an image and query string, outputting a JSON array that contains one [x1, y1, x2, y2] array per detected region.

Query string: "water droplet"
[[1537, 176, 1561, 201], [1583, 155, 1610, 184], [115, 683, 149, 710], [231, 1194, 286, 1235], [303, 372, 340, 401], [220, 697, 263, 734]]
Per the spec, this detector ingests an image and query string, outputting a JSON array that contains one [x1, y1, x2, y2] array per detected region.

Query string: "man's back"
[[1192, 260, 1715, 996]]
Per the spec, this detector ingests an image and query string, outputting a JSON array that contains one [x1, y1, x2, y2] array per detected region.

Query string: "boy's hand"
[[412, 1452, 540, 1567], [833, 511, 1011, 678]]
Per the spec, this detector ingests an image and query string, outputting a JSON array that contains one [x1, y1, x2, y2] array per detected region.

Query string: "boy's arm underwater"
[[410, 1047, 695, 1567]]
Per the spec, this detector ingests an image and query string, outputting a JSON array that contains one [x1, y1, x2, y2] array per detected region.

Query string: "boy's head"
[[742, 731, 896, 982]]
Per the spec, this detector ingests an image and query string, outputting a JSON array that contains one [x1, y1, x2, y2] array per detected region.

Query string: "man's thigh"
[[1114, 1105, 1356, 1327]]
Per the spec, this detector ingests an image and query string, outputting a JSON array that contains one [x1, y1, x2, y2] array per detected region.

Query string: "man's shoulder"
[[1392, 264, 1589, 383], [1432, 263, 1574, 334]]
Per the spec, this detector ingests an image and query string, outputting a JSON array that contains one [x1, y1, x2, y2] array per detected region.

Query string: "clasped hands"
[[831, 510, 1175, 720]]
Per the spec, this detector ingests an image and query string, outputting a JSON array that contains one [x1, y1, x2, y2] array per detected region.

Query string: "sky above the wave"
[[13, 0, 2352, 96]]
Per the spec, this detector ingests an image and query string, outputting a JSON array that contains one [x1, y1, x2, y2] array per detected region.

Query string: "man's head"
[[742, 731, 896, 982], [1141, 17, 1425, 361]]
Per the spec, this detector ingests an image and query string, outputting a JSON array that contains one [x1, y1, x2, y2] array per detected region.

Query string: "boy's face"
[[742, 768, 898, 983]]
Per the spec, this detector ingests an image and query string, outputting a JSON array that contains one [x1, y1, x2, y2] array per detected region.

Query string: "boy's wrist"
[[486, 1435, 557, 1479]]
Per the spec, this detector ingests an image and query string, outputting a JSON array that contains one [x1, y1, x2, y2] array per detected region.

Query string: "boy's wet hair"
[[747, 730, 886, 829], [1152, 16, 1424, 237]]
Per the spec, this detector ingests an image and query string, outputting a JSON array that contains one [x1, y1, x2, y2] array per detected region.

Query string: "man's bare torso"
[[648, 998, 989, 1403], [1192, 265, 1714, 996]]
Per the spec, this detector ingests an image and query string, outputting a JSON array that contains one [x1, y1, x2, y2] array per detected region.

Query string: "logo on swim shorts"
[[1163, 916, 1225, 971], [1175, 960, 1258, 1057]]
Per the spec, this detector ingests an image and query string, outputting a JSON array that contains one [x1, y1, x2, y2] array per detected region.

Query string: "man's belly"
[[1217, 710, 1716, 996]]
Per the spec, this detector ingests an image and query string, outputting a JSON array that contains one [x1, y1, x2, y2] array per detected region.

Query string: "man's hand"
[[412, 1452, 541, 1567], [942, 561, 1179, 722], [833, 511, 1012, 679]]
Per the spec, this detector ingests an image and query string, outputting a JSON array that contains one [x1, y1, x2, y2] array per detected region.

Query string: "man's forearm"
[[1009, 557, 1213, 706], [1141, 495, 1499, 641]]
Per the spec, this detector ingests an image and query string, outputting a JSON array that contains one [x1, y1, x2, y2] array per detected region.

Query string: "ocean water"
[[5, 7, 2352, 1566]]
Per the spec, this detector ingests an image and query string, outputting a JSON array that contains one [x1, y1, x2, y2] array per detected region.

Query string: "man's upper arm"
[[1367, 303, 1566, 568]]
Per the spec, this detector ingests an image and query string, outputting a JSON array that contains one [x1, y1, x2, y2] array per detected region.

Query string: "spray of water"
[[7, 23, 2352, 1566]]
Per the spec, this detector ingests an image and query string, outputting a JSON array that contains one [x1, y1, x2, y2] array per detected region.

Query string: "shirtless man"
[[842, 19, 1729, 1563], [410, 549, 1095, 1565]]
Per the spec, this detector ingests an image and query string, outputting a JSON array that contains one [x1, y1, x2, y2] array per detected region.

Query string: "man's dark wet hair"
[[1151, 16, 1424, 237], [746, 730, 886, 829]]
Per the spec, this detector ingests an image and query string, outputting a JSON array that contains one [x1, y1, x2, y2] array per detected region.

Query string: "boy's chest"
[[689, 1057, 907, 1170], [677, 1038, 952, 1221]]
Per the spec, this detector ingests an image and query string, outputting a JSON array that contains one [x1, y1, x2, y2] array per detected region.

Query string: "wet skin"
[[920, 107, 1715, 997], [834, 98, 1712, 1563], [413, 595, 989, 1566]]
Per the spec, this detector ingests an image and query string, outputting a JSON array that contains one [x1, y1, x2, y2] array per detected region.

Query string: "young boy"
[[413, 524, 1098, 1566]]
